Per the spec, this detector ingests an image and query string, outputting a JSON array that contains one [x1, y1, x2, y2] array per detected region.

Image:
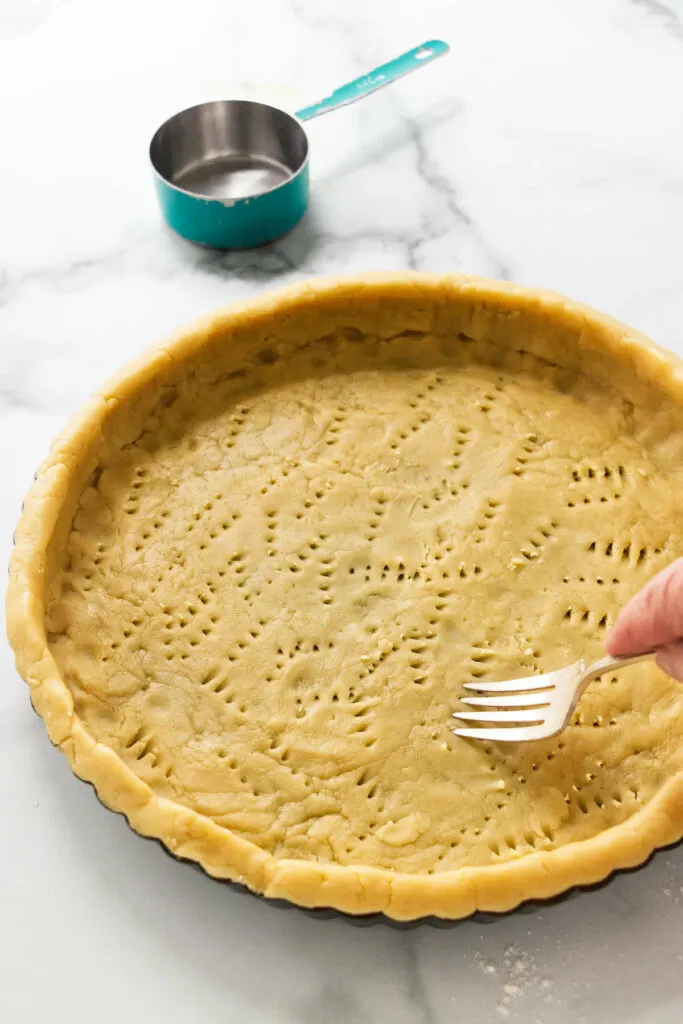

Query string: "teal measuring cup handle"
[[295, 39, 449, 122]]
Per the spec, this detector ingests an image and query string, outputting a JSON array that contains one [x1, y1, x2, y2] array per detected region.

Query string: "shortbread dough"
[[9, 276, 683, 919]]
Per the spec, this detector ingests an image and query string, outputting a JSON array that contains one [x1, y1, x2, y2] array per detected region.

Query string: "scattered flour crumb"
[[474, 945, 554, 1018]]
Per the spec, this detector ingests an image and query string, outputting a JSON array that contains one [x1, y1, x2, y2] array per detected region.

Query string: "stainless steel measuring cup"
[[149, 40, 449, 249]]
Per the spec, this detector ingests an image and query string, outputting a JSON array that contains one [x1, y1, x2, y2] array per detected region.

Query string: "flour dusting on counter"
[[475, 946, 555, 1018]]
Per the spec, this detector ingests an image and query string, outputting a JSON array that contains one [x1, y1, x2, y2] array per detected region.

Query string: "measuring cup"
[[149, 40, 449, 249]]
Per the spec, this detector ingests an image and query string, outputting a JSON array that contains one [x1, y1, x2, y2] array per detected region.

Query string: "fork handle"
[[583, 650, 656, 684]]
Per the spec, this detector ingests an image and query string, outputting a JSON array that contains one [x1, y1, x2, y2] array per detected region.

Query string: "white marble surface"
[[3, 0, 683, 1020]]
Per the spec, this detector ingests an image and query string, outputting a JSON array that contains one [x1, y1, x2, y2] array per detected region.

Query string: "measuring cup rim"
[[149, 99, 310, 204]]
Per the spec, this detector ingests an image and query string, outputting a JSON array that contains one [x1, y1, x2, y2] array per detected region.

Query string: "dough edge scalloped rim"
[[7, 272, 683, 922]]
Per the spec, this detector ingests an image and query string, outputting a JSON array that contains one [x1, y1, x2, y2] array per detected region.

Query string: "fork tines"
[[452, 673, 557, 742]]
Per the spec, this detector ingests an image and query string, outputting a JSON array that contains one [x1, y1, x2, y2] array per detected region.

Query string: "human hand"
[[607, 557, 683, 682]]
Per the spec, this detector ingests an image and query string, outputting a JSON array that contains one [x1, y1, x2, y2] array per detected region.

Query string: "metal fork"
[[452, 651, 655, 742]]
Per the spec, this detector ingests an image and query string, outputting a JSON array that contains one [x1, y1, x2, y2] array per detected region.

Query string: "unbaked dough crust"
[[8, 274, 683, 920]]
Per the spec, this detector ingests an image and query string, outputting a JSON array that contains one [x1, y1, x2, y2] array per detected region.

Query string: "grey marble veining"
[[2, 1, 683, 1021]]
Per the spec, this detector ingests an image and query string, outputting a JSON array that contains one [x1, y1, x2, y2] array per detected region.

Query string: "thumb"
[[607, 557, 683, 657]]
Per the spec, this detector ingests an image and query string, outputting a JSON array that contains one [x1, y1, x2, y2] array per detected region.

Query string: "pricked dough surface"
[[10, 276, 683, 917]]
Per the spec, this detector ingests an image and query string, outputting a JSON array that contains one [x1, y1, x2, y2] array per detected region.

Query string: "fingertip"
[[605, 604, 644, 657], [604, 628, 622, 658], [656, 642, 683, 683], [604, 624, 622, 657]]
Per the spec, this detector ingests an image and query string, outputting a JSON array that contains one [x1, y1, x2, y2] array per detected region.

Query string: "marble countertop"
[[3, 1, 683, 1021]]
